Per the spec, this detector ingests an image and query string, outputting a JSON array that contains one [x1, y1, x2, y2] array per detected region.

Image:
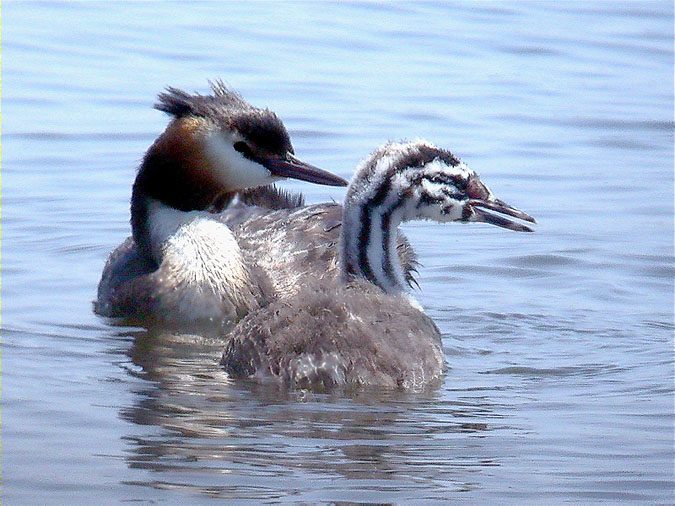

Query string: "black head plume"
[[154, 80, 251, 118]]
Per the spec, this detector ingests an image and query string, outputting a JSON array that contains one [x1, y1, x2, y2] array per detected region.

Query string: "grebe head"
[[346, 139, 535, 231], [341, 140, 535, 292], [153, 80, 347, 191]]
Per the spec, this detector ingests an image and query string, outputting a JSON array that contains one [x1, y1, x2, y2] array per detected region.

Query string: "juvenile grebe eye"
[[233, 141, 254, 159]]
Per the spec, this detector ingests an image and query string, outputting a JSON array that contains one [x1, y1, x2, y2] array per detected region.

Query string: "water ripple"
[[4, 0, 673, 504]]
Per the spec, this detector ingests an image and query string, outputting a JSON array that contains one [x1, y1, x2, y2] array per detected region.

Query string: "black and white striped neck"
[[338, 140, 467, 294], [341, 194, 408, 293]]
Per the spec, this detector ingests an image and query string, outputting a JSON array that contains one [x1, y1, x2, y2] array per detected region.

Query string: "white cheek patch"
[[416, 199, 464, 222], [440, 203, 465, 221], [415, 163, 472, 222], [204, 132, 277, 190]]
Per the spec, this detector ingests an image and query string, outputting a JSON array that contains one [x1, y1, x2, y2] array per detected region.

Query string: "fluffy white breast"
[[161, 218, 249, 292], [146, 199, 256, 317]]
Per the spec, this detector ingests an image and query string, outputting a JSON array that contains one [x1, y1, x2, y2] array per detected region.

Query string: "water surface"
[[3, 1, 673, 504]]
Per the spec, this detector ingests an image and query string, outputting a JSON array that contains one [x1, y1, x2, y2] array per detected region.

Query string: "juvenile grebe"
[[221, 140, 535, 390], [95, 82, 346, 332]]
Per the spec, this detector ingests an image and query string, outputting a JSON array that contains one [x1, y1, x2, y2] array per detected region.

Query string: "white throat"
[[146, 198, 253, 298]]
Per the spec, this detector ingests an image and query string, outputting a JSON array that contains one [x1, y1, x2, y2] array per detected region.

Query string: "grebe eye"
[[233, 141, 253, 159]]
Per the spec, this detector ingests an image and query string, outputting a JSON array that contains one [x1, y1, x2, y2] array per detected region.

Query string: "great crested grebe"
[[95, 82, 347, 332], [221, 140, 536, 390]]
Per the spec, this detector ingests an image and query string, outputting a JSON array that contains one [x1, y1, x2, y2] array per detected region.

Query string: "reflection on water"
[[117, 328, 500, 500], [4, 0, 673, 503]]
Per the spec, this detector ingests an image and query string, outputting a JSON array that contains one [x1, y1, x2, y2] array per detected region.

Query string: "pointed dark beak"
[[468, 198, 536, 232], [263, 153, 348, 187]]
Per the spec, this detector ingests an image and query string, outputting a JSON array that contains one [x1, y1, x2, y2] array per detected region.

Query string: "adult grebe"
[[221, 140, 535, 390], [95, 82, 346, 333]]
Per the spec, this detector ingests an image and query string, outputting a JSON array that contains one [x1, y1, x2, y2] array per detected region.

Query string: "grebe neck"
[[340, 183, 409, 294], [131, 120, 226, 264]]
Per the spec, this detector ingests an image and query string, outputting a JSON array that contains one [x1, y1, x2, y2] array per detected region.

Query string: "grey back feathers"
[[238, 185, 305, 210], [218, 194, 420, 301], [222, 279, 443, 391]]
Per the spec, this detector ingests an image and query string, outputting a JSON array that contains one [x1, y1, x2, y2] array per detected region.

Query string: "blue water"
[[3, 1, 673, 503]]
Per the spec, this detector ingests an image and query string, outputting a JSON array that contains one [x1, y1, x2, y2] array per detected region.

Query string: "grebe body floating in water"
[[221, 140, 535, 390], [95, 82, 347, 333]]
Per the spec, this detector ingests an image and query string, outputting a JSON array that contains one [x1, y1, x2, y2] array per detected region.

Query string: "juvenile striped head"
[[340, 140, 535, 292], [345, 140, 535, 231]]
